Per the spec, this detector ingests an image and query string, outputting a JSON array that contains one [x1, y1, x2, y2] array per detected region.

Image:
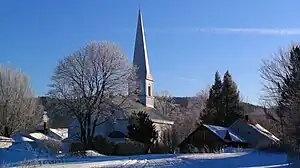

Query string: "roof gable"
[[230, 119, 280, 142], [203, 124, 246, 143]]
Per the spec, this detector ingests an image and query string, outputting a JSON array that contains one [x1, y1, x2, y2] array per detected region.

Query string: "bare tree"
[[48, 41, 138, 148], [0, 66, 42, 137], [259, 47, 291, 140], [189, 86, 210, 124], [155, 91, 180, 117], [260, 47, 291, 108], [174, 88, 209, 144], [260, 44, 300, 146]]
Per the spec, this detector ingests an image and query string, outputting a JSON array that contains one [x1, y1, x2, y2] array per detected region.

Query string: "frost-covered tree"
[[48, 41, 138, 148], [0, 66, 42, 137]]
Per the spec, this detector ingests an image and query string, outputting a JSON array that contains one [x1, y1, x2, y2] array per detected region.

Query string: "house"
[[178, 124, 248, 153], [229, 116, 280, 149], [0, 136, 14, 148], [67, 9, 174, 143]]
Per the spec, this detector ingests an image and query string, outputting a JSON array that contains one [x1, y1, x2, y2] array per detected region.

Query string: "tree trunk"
[[4, 126, 9, 137], [91, 117, 99, 140], [87, 114, 93, 150], [82, 120, 87, 149]]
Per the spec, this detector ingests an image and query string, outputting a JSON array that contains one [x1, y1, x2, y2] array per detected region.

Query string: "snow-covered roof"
[[29, 132, 49, 141], [203, 124, 246, 143], [0, 136, 14, 142], [11, 134, 35, 142], [49, 128, 68, 140], [250, 123, 280, 142]]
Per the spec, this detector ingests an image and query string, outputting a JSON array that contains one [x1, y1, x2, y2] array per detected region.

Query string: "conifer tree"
[[127, 111, 158, 146], [202, 72, 222, 125], [221, 71, 243, 127]]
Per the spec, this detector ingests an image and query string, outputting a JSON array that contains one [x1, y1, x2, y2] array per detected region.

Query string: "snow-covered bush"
[[114, 140, 145, 155], [93, 136, 115, 155], [39, 140, 61, 154]]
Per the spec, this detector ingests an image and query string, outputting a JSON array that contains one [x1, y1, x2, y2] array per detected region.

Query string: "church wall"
[[68, 120, 114, 140], [113, 119, 129, 135]]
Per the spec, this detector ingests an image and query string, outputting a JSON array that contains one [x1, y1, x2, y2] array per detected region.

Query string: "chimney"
[[42, 111, 49, 134], [43, 122, 48, 134], [4, 126, 9, 137]]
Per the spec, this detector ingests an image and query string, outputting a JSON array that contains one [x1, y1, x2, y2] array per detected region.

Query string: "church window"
[[148, 85, 151, 96]]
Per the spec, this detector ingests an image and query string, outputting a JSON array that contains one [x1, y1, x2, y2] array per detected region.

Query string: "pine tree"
[[202, 72, 222, 125], [127, 111, 158, 145], [221, 71, 243, 127]]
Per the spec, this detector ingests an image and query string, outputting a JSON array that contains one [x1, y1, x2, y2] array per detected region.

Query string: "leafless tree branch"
[[48, 41, 139, 148]]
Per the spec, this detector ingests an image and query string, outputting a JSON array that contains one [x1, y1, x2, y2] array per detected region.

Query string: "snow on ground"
[[35, 151, 289, 168], [1, 149, 290, 168]]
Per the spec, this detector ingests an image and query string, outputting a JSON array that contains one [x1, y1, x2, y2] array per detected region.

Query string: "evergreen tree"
[[202, 72, 222, 125], [127, 111, 158, 146], [221, 71, 243, 127]]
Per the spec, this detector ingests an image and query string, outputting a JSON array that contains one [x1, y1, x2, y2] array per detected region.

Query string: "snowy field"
[[44, 152, 289, 168], [1, 149, 291, 168]]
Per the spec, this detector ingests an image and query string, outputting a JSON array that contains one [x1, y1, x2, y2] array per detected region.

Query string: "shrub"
[[114, 140, 146, 155], [108, 131, 127, 138], [39, 140, 61, 154], [150, 142, 169, 154], [69, 141, 85, 155], [182, 144, 200, 153], [93, 136, 115, 155]]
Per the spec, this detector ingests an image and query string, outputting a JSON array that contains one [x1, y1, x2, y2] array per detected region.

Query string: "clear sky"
[[1, 0, 300, 105]]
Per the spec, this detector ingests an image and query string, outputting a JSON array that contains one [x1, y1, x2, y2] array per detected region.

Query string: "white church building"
[[68, 9, 174, 142]]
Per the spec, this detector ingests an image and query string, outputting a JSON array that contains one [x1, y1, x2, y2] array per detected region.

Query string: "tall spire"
[[132, 8, 154, 108], [133, 8, 152, 80]]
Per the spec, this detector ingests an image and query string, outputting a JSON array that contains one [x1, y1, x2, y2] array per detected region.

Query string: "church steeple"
[[133, 9, 154, 108]]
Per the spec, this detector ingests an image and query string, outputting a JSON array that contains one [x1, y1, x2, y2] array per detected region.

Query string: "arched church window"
[[148, 85, 151, 96]]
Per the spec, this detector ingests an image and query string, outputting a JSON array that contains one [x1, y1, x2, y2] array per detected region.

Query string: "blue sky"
[[1, 0, 300, 105]]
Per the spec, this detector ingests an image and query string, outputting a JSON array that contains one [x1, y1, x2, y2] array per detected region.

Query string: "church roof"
[[114, 98, 173, 124]]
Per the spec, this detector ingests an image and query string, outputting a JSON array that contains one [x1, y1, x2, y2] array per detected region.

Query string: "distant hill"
[[172, 96, 267, 119]]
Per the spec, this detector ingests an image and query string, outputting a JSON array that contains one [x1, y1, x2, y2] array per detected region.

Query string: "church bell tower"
[[132, 9, 154, 108]]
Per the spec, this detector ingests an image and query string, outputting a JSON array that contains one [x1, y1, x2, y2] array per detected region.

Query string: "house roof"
[[230, 119, 280, 142], [179, 124, 247, 147], [49, 128, 68, 140], [249, 123, 280, 142], [203, 124, 246, 143], [0, 136, 14, 143], [11, 134, 35, 142]]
